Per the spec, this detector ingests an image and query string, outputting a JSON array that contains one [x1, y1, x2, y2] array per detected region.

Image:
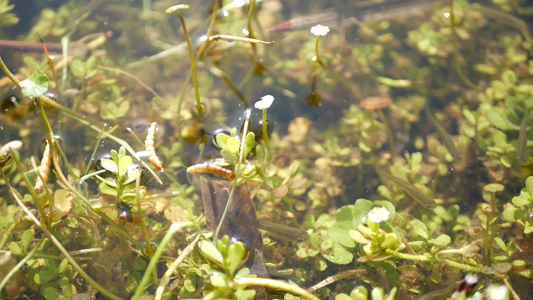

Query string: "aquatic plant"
[[1, 0, 533, 298]]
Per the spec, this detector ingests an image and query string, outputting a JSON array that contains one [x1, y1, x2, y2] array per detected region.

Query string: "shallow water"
[[1, 0, 533, 299]]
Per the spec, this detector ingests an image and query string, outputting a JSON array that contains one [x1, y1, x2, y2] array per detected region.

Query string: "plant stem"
[[232, 277, 320, 300], [383, 249, 430, 261], [154, 234, 200, 300], [176, 9, 202, 117], [1, 164, 122, 300], [134, 158, 159, 286], [262, 109, 268, 143], [214, 109, 251, 244], [132, 222, 193, 300], [443, 259, 482, 273], [0, 239, 44, 292], [315, 36, 324, 66]]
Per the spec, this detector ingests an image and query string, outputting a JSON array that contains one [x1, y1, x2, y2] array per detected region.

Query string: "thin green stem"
[[213, 184, 237, 244], [154, 234, 200, 300], [232, 277, 320, 300], [1, 165, 122, 300], [315, 36, 324, 66], [174, 0, 218, 154], [383, 249, 430, 261], [0, 221, 18, 249], [176, 9, 202, 117], [262, 109, 268, 144], [132, 222, 193, 300], [135, 157, 159, 286], [214, 109, 251, 244], [443, 259, 482, 273]]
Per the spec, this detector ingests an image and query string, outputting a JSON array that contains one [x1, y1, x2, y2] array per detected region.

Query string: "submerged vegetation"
[[1, 0, 533, 299]]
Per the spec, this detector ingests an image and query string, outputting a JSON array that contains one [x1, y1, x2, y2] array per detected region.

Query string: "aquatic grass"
[[131, 221, 193, 300], [1, 152, 122, 300]]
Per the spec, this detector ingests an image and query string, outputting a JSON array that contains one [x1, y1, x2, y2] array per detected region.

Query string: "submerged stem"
[[176, 9, 202, 117]]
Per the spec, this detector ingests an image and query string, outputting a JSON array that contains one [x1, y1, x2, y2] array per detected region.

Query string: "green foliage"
[[20, 71, 49, 98], [408, 24, 447, 56], [196, 236, 256, 297], [214, 129, 280, 188], [0, 0, 18, 31], [92, 147, 144, 206], [503, 176, 533, 234]]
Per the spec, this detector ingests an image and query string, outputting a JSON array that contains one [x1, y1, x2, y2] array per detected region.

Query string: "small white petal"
[[254, 95, 275, 110], [310, 24, 330, 36], [367, 207, 390, 224]]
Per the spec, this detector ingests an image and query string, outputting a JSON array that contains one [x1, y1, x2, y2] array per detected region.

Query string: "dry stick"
[[1, 160, 122, 300], [154, 234, 201, 300]]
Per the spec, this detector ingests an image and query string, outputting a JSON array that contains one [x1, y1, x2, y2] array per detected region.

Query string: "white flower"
[[367, 207, 390, 224], [254, 95, 275, 110], [310, 24, 330, 36], [485, 285, 508, 300]]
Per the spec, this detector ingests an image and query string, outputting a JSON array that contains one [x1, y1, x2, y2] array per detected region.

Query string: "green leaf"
[[227, 241, 247, 274], [484, 183, 505, 193], [235, 289, 256, 300], [99, 159, 118, 174], [226, 137, 240, 154], [352, 199, 373, 224], [512, 195, 530, 207], [215, 133, 229, 149], [244, 132, 255, 157], [349, 230, 371, 244], [41, 286, 58, 300], [502, 203, 524, 222], [428, 234, 451, 246], [34, 271, 55, 284], [8, 242, 23, 256], [198, 240, 223, 267], [220, 149, 238, 163], [336, 205, 354, 222], [494, 237, 507, 252], [21, 229, 34, 250], [409, 219, 428, 239], [58, 258, 69, 274], [20, 71, 49, 98], [263, 176, 280, 189], [328, 221, 356, 248], [324, 242, 353, 265], [124, 168, 141, 185], [118, 156, 132, 178]]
